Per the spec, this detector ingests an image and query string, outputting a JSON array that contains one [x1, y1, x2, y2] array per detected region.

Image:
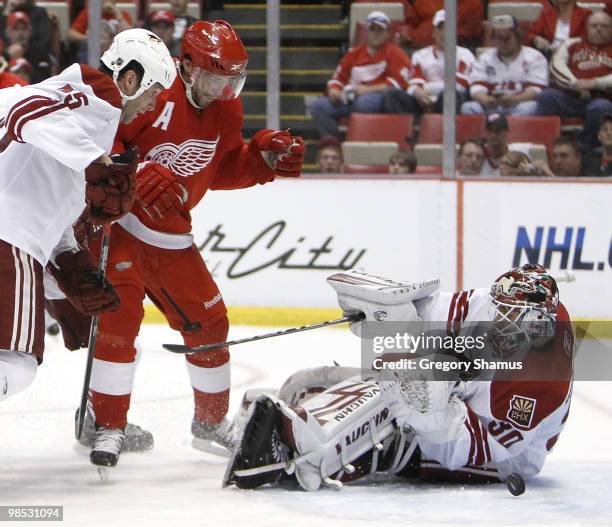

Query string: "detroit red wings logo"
[[144, 136, 220, 177]]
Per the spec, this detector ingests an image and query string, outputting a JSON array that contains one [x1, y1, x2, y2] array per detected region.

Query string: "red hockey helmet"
[[490, 263, 559, 355], [181, 20, 248, 76], [180, 20, 248, 105]]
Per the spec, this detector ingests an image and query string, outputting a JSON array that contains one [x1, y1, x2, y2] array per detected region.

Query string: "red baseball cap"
[[150, 10, 175, 25], [7, 11, 31, 29]]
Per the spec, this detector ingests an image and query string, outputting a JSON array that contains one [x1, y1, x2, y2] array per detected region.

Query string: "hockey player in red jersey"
[[84, 20, 305, 467], [224, 265, 573, 491], [0, 29, 175, 404]]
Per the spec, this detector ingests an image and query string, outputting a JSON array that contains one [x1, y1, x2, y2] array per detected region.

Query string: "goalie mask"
[[490, 263, 559, 356], [180, 20, 248, 108]]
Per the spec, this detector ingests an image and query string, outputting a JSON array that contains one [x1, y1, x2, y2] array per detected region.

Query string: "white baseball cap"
[[433, 10, 445, 27], [367, 11, 391, 28], [492, 14, 518, 30]]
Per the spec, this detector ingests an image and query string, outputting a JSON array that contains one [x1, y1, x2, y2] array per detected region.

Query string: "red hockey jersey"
[[117, 69, 276, 236]]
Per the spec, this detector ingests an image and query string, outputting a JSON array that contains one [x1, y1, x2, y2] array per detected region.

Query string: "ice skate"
[[76, 405, 154, 452], [192, 417, 237, 458]]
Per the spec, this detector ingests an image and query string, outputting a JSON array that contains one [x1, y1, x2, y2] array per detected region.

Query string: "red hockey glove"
[[250, 129, 305, 178], [45, 298, 91, 350], [135, 162, 188, 220], [47, 249, 120, 316], [85, 148, 138, 222]]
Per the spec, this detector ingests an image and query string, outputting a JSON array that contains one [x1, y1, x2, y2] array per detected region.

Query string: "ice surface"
[[1, 325, 611, 527]]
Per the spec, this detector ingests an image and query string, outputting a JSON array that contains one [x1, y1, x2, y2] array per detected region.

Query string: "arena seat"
[[344, 164, 389, 174], [417, 114, 486, 145], [349, 2, 405, 43], [346, 113, 414, 151], [506, 116, 561, 157], [342, 141, 399, 165], [117, 2, 138, 24], [488, 2, 543, 21]]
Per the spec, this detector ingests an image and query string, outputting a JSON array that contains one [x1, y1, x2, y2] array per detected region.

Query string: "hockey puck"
[[506, 473, 525, 496]]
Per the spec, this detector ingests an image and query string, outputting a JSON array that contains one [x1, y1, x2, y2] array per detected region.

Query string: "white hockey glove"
[[327, 270, 439, 337], [381, 375, 466, 444]]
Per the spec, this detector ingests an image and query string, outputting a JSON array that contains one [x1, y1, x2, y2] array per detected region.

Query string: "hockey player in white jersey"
[[224, 264, 573, 491], [0, 29, 176, 402], [461, 15, 549, 117]]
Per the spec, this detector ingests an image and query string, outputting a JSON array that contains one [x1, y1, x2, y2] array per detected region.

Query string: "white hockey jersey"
[[0, 63, 122, 265], [414, 288, 573, 481], [469, 46, 549, 97], [408, 45, 475, 96]]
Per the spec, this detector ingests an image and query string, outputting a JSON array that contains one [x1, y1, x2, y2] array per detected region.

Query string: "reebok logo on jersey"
[[145, 137, 220, 177], [203, 293, 222, 310], [507, 395, 536, 429]]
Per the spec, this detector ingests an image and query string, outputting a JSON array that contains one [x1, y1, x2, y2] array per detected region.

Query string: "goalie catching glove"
[[85, 148, 138, 222], [135, 162, 188, 220], [47, 249, 120, 316], [327, 270, 439, 337], [250, 129, 305, 178]]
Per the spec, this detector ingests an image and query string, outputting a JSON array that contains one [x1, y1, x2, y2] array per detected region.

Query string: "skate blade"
[[192, 437, 231, 458], [96, 467, 111, 484]]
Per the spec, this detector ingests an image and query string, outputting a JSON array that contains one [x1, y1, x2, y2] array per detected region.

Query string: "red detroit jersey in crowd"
[[117, 72, 276, 234]]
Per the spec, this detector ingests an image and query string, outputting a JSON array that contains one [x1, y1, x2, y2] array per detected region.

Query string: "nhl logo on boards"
[[507, 395, 536, 429]]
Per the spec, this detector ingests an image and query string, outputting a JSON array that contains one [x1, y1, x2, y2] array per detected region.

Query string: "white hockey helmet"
[[100, 28, 177, 103]]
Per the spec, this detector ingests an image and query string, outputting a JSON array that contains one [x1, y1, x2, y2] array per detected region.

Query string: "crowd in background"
[[1, 0, 612, 177], [312, 0, 612, 177]]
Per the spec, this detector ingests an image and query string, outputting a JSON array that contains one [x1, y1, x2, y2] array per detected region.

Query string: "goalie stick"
[[162, 274, 441, 355], [75, 223, 111, 440], [163, 313, 365, 354]]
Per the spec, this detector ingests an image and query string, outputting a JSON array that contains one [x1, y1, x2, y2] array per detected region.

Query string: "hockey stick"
[[162, 313, 365, 355], [75, 224, 111, 440]]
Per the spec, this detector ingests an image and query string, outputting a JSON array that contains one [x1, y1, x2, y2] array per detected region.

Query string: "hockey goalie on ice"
[[224, 264, 574, 493]]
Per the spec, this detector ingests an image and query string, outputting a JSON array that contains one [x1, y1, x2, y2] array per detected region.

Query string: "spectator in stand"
[[499, 151, 533, 176], [527, 0, 592, 54], [67, 0, 133, 62], [0, 53, 27, 87], [523, 136, 584, 177], [388, 151, 417, 174], [401, 0, 483, 48], [317, 137, 344, 174], [308, 11, 411, 140], [481, 113, 511, 177], [1, 0, 51, 70], [8, 56, 31, 83], [381, 10, 474, 115], [148, 10, 180, 57], [583, 114, 612, 176], [170, 0, 197, 42], [462, 15, 548, 117], [3, 11, 51, 82], [537, 11, 612, 151], [457, 139, 485, 176]]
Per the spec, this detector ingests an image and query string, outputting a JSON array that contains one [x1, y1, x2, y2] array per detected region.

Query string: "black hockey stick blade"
[[75, 224, 111, 440], [162, 313, 365, 354]]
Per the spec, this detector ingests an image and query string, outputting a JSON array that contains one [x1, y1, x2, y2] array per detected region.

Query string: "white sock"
[[0, 350, 38, 401]]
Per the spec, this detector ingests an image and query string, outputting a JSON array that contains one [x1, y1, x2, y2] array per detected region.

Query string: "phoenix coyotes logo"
[[145, 137, 220, 177], [507, 395, 536, 429]]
